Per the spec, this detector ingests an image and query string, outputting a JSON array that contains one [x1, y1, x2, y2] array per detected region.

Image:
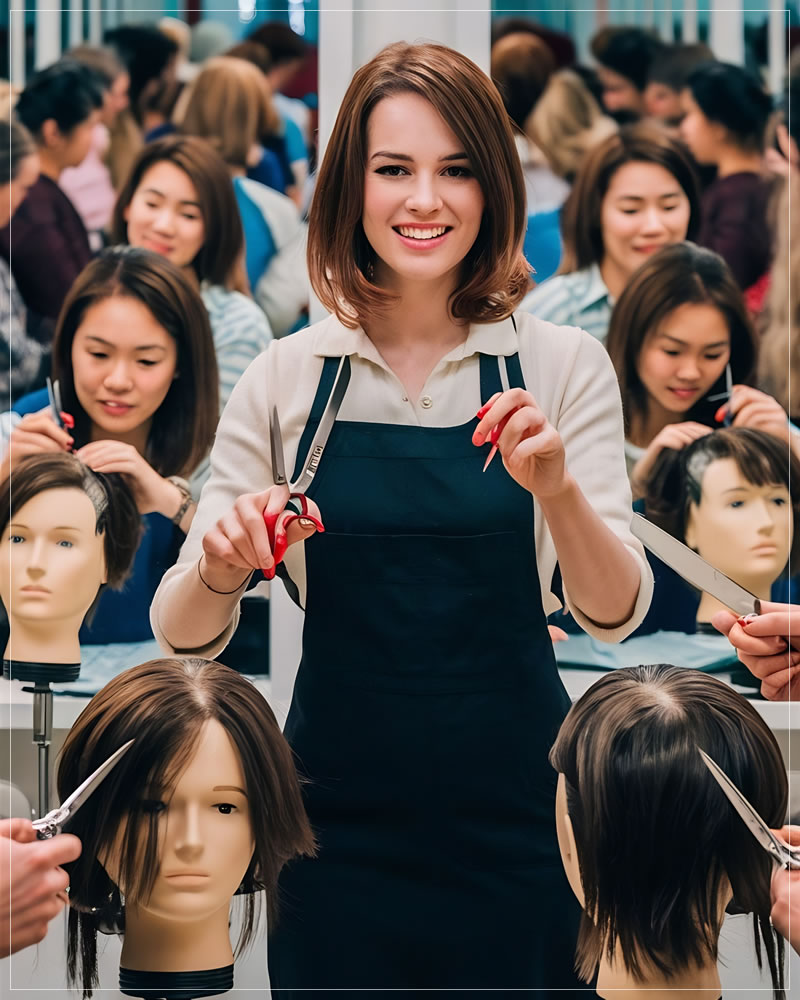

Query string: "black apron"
[[268, 351, 586, 997]]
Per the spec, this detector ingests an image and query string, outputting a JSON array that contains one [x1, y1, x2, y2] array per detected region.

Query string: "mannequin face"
[[104, 718, 255, 924], [555, 773, 584, 907], [685, 458, 792, 588], [0, 488, 107, 627]]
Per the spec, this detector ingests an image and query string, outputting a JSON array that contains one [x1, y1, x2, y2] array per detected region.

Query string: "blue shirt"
[[233, 176, 277, 294], [520, 264, 613, 344]]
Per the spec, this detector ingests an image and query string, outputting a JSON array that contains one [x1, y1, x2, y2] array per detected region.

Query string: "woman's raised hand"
[[75, 441, 178, 517], [2, 409, 74, 479], [200, 486, 321, 588], [630, 422, 713, 498], [473, 389, 569, 499], [723, 385, 790, 443]]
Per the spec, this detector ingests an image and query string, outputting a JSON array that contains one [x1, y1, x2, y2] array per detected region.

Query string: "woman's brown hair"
[[559, 123, 701, 273], [111, 135, 248, 294], [59, 656, 316, 997], [308, 41, 530, 328], [178, 56, 281, 168], [550, 664, 786, 996], [606, 242, 758, 435], [645, 426, 800, 576], [52, 246, 218, 478]]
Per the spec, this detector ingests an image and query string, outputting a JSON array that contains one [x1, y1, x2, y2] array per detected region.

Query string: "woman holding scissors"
[[152, 42, 652, 994]]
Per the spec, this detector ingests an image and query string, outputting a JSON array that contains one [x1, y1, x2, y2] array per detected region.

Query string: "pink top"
[[60, 123, 116, 235]]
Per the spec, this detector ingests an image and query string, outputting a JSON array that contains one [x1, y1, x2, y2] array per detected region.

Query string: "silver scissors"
[[699, 747, 800, 870], [31, 739, 134, 839], [46, 377, 74, 434]]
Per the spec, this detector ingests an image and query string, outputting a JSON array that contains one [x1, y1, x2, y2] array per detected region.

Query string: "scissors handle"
[[32, 806, 70, 839], [263, 494, 324, 571]]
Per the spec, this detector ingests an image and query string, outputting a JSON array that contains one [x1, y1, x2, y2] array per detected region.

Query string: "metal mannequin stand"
[[3, 660, 80, 818]]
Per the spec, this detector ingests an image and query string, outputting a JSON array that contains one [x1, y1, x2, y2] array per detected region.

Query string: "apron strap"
[[292, 355, 344, 482]]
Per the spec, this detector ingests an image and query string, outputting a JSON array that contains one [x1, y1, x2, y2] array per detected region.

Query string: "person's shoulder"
[[514, 310, 610, 379], [520, 270, 588, 317], [11, 386, 49, 416]]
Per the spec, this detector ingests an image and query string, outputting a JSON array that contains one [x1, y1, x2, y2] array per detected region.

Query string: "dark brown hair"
[[111, 135, 247, 293], [645, 427, 800, 575], [490, 31, 556, 131], [59, 656, 316, 997], [0, 452, 140, 589], [606, 242, 758, 434], [559, 123, 700, 272], [550, 664, 786, 995], [308, 41, 530, 328], [52, 246, 218, 478]]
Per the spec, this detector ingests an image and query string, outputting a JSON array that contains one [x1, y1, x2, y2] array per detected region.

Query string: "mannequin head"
[[646, 428, 800, 608], [58, 657, 315, 995], [0, 453, 139, 662], [550, 664, 786, 994]]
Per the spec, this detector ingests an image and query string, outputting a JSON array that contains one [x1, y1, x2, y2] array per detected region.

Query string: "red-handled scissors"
[[265, 407, 325, 570]]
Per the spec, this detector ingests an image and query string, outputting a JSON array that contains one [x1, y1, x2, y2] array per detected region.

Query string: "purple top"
[[0, 174, 92, 326], [697, 171, 772, 291]]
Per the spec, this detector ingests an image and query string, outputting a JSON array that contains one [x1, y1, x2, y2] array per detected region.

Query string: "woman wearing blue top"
[[521, 124, 699, 344], [1, 247, 217, 644]]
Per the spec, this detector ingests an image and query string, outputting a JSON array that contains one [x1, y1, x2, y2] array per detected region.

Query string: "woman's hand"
[[723, 385, 790, 442], [711, 602, 800, 701], [75, 441, 179, 517], [630, 422, 712, 498], [2, 409, 74, 479], [770, 826, 800, 955], [473, 389, 569, 499], [200, 485, 321, 587]]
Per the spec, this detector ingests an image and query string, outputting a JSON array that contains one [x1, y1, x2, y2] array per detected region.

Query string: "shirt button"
[[420, 395, 433, 409], [402, 396, 409, 402]]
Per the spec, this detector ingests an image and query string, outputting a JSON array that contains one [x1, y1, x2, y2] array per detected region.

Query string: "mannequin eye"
[[772, 497, 788, 506], [9, 534, 24, 544], [729, 500, 744, 509], [139, 799, 167, 815], [214, 803, 237, 815], [56, 539, 74, 548]]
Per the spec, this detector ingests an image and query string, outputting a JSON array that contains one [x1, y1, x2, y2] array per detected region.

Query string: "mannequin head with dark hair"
[[0, 453, 139, 663], [58, 656, 315, 997], [645, 427, 799, 622], [550, 664, 786, 999]]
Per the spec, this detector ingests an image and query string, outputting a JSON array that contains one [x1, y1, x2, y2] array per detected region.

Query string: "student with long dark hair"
[[606, 242, 789, 496], [681, 61, 774, 290], [1, 247, 217, 645], [0, 61, 103, 321]]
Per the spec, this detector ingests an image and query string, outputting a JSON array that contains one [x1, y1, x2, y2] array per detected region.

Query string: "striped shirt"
[[520, 264, 613, 345]]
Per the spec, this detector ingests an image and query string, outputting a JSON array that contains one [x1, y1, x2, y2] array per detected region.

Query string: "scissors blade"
[[60, 738, 134, 817], [46, 377, 64, 430], [699, 748, 800, 867], [270, 406, 287, 486]]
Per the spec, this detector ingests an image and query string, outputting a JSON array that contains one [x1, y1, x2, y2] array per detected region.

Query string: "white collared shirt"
[[520, 264, 613, 344], [151, 310, 653, 656]]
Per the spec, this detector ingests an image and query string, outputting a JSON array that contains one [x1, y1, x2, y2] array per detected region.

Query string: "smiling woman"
[[1, 247, 218, 647]]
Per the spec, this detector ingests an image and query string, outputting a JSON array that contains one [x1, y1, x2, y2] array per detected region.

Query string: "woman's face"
[[124, 161, 206, 272], [596, 65, 644, 115], [0, 153, 40, 229], [106, 718, 255, 925], [58, 112, 100, 169], [679, 90, 721, 165], [71, 295, 178, 443], [362, 92, 485, 293], [600, 161, 691, 283], [0, 488, 106, 627], [100, 72, 130, 128], [685, 457, 792, 588], [636, 301, 730, 416]]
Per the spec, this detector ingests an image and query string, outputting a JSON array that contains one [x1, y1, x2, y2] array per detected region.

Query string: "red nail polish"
[[715, 405, 727, 423], [476, 403, 491, 419], [489, 426, 501, 446], [264, 565, 276, 580]]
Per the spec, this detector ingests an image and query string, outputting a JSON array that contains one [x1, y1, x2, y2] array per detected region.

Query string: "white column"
[[709, 4, 744, 66], [89, 3, 103, 44], [9, 3, 26, 87], [767, 0, 786, 96], [683, 1, 698, 42], [661, 6, 676, 42], [69, 0, 83, 48], [35, 0, 62, 69]]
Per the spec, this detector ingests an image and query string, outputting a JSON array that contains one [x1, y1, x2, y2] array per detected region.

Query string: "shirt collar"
[[313, 313, 519, 362], [574, 263, 612, 311]]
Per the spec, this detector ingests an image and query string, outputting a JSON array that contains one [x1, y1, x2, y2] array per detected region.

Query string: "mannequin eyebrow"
[[369, 151, 469, 162], [213, 785, 248, 796], [9, 522, 83, 533]]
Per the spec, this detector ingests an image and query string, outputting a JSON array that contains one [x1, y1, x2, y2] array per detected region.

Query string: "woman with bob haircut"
[[1, 246, 217, 646], [522, 123, 700, 344], [605, 242, 789, 495], [681, 61, 774, 291], [57, 656, 316, 998], [176, 57, 308, 337], [550, 663, 786, 998], [111, 135, 273, 437], [152, 40, 652, 993]]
